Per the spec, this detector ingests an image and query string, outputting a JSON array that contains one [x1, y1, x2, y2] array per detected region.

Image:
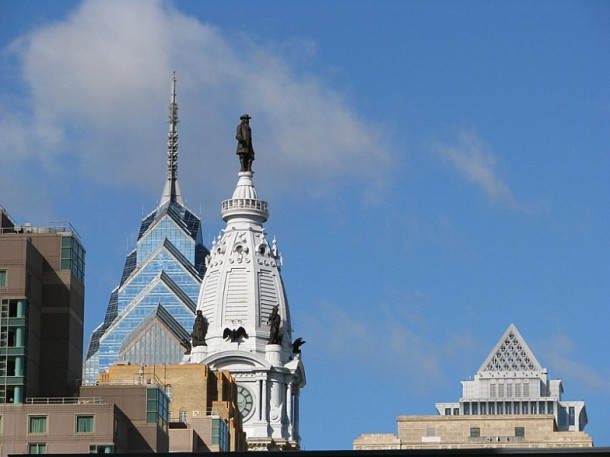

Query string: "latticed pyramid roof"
[[478, 323, 543, 374]]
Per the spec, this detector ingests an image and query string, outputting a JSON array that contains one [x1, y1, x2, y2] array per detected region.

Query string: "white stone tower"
[[184, 116, 306, 450]]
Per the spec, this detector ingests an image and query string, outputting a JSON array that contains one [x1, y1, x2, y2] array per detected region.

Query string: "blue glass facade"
[[83, 201, 208, 384]]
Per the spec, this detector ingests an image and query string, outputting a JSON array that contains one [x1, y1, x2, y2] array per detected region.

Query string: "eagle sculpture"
[[292, 337, 306, 354], [223, 327, 249, 342]]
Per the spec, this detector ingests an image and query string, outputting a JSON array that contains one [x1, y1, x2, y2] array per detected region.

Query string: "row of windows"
[[489, 382, 530, 398], [445, 401, 556, 416], [469, 426, 525, 438], [25, 415, 94, 434], [27, 443, 114, 454]]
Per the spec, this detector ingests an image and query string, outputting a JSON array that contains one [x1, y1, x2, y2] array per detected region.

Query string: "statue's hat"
[[240, 114, 252, 120]]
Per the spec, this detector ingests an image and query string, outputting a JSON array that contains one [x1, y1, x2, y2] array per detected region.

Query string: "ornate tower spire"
[[160, 71, 184, 206], [184, 115, 305, 450]]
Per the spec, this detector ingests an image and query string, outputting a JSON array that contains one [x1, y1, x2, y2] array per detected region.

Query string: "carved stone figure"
[[291, 337, 306, 354], [267, 305, 282, 345], [223, 327, 249, 342], [192, 310, 208, 347], [236, 114, 255, 172]]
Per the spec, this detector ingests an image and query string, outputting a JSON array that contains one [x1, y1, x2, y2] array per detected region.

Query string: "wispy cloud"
[[435, 130, 518, 208], [0, 0, 392, 214], [301, 301, 476, 393], [536, 333, 610, 393]]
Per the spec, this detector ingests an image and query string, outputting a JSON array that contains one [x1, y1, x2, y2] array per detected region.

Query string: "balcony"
[[221, 198, 269, 222]]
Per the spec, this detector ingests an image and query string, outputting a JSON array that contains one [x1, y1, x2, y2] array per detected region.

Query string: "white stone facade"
[[436, 324, 587, 432], [184, 171, 305, 450]]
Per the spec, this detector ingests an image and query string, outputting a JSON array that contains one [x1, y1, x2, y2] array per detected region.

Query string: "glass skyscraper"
[[83, 75, 208, 384]]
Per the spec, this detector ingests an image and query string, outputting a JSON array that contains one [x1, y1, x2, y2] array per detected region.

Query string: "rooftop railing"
[[26, 397, 104, 405], [221, 198, 268, 213], [0, 221, 82, 243]]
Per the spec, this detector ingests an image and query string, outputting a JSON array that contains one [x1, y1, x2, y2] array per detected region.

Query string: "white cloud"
[[435, 130, 518, 208], [0, 0, 392, 212]]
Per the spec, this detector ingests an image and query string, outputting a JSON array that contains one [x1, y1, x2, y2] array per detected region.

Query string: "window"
[[515, 383, 521, 397], [531, 402, 537, 414], [497, 403, 504, 414], [490, 384, 496, 397], [559, 407, 568, 426], [5, 298, 26, 318], [444, 408, 451, 415], [498, 384, 504, 397], [29, 416, 47, 434], [523, 382, 529, 397], [514, 403, 520, 414], [539, 402, 546, 414], [489, 403, 495, 415], [28, 443, 47, 454], [470, 427, 480, 438], [76, 415, 94, 433], [480, 403, 486, 415], [506, 402, 512, 414], [211, 418, 228, 451], [507, 384, 513, 397], [472, 403, 478, 415], [453, 408, 459, 416], [569, 407, 575, 426], [60, 236, 85, 282], [146, 387, 168, 430], [0, 270, 6, 287], [178, 411, 187, 423], [522, 402, 528, 414], [463, 403, 470, 415], [548, 402, 554, 414], [515, 427, 525, 438], [89, 445, 114, 454]]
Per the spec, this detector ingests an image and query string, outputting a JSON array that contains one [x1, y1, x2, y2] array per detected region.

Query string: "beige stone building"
[[354, 324, 593, 450], [98, 363, 247, 451], [355, 414, 592, 450]]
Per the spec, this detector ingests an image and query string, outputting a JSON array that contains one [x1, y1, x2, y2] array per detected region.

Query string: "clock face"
[[237, 385, 254, 419]]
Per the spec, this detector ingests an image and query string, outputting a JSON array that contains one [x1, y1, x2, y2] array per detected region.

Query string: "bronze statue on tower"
[[236, 114, 255, 172]]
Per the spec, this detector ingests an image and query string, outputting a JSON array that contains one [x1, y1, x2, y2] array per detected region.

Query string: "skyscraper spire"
[[160, 71, 184, 206]]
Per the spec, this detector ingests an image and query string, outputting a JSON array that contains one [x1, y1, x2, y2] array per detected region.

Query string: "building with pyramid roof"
[[182, 115, 306, 450], [435, 323, 587, 432], [83, 74, 209, 384], [354, 324, 592, 449]]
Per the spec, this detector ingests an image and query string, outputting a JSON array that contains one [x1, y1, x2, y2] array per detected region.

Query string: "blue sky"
[[1, 0, 609, 450]]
